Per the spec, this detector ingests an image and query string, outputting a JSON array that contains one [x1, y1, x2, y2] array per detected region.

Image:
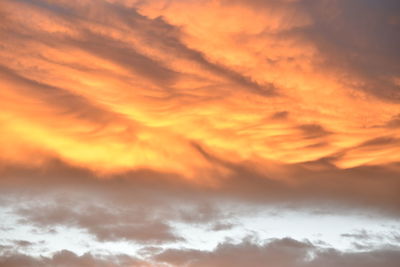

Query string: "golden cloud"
[[0, 0, 399, 181]]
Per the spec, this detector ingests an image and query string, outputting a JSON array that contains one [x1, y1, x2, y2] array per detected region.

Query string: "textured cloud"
[[1, 0, 400, 265], [155, 237, 400, 267], [0, 250, 149, 267], [0, 0, 399, 178], [1, 162, 400, 265], [1, 238, 399, 267], [16, 204, 182, 244], [1, 161, 400, 227]]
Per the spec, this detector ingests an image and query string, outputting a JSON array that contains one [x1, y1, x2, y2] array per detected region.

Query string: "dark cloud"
[[2, 240, 399, 267], [341, 230, 374, 241], [0, 250, 146, 267], [341, 229, 400, 248], [15, 202, 183, 244], [1, 159, 399, 260], [225, 162, 400, 215], [359, 136, 400, 148], [155, 237, 400, 267], [1, 156, 400, 218], [69, 30, 179, 87], [209, 222, 236, 232], [11, 240, 34, 248], [0, 140, 399, 267], [297, 124, 331, 139], [385, 114, 400, 128], [301, 0, 400, 102], [229, 0, 400, 101], [192, 143, 400, 215], [271, 111, 289, 120]]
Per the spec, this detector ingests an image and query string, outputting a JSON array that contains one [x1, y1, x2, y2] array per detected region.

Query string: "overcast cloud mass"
[[0, 0, 400, 266]]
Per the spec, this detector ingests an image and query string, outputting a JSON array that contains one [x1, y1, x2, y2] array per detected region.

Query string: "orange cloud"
[[0, 0, 399, 182]]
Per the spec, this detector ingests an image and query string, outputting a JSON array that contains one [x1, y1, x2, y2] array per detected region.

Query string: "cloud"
[[298, 0, 400, 102], [13, 195, 183, 244], [385, 114, 400, 128], [297, 124, 331, 139], [209, 222, 236, 232], [1, 239, 399, 267], [0, 250, 150, 267], [155, 237, 400, 267], [271, 111, 290, 120], [1, 161, 400, 264], [0, 0, 399, 177], [0, 0, 400, 264], [1, 158, 400, 220]]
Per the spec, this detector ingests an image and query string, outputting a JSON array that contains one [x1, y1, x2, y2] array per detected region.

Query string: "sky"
[[0, 0, 400, 266]]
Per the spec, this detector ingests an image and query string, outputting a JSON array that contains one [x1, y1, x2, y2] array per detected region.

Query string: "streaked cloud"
[[154, 237, 400, 267], [1, 0, 399, 178], [1, 0, 399, 265]]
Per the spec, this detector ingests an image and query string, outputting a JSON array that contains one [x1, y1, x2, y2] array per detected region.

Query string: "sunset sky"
[[1, 0, 400, 266]]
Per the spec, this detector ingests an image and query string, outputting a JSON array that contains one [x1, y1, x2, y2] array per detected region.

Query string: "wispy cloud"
[[1, 0, 399, 265]]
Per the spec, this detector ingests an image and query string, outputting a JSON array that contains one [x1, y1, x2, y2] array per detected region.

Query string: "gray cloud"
[[226, 0, 400, 101], [155, 237, 400, 267], [0, 250, 147, 267], [1, 156, 400, 217], [1, 239, 399, 267], [1, 160, 400, 265], [301, 0, 400, 102], [15, 203, 183, 244]]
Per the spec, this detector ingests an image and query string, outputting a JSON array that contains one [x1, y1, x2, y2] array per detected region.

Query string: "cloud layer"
[[1, 0, 400, 266], [1, 0, 399, 178]]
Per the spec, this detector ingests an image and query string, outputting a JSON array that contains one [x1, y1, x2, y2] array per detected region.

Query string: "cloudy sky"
[[0, 0, 400, 266]]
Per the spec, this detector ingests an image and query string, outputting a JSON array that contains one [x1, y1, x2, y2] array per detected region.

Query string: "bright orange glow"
[[0, 0, 399, 180]]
